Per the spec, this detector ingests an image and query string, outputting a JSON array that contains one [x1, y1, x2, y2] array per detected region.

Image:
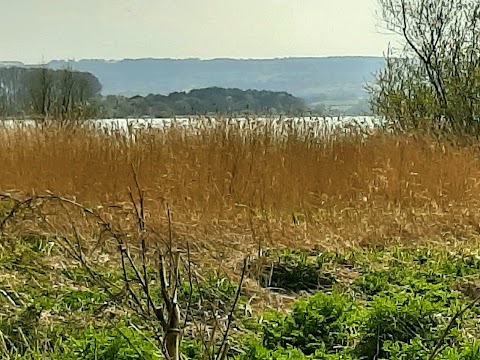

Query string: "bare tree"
[[0, 67, 22, 116], [370, 0, 480, 134], [27, 66, 55, 119], [23, 66, 102, 121], [0, 66, 102, 121], [57, 67, 76, 120], [0, 187, 248, 360]]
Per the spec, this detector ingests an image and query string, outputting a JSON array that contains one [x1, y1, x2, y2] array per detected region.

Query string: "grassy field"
[[0, 119, 480, 359]]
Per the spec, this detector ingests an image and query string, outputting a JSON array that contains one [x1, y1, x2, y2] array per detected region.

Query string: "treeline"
[[0, 67, 307, 119], [98, 87, 307, 118], [0, 67, 101, 120]]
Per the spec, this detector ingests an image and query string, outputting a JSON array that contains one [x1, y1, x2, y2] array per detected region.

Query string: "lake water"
[[0, 115, 382, 134]]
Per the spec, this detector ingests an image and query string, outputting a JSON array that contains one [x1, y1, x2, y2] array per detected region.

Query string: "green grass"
[[239, 249, 480, 359], [1, 235, 480, 359]]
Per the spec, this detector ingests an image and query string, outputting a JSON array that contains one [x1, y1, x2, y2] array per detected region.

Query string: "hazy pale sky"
[[1, 0, 393, 63]]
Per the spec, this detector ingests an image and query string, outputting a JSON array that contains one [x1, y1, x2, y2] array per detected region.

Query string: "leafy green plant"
[[355, 267, 451, 297], [384, 338, 480, 360], [262, 291, 362, 355], [58, 289, 110, 312], [180, 337, 203, 360], [356, 291, 463, 359], [258, 251, 337, 292], [0, 305, 68, 358], [236, 340, 309, 360], [67, 324, 160, 360], [438, 254, 480, 278], [180, 271, 239, 306]]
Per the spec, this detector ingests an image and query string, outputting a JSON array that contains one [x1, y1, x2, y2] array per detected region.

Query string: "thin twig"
[[182, 242, 194, 331], [428, 292, 480, 360], [215, 257, 248, 360]]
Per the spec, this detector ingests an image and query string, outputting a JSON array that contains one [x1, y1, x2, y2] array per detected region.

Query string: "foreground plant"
[[0, 185, 248, 360]]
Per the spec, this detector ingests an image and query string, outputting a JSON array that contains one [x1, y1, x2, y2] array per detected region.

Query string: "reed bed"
[[1, 117, 480, 263]]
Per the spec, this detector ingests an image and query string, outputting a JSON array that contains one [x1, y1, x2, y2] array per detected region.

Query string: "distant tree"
[[0, 69, 13, 116], [27, 66, 55, 118], [369, 0, 480, 134], [25, 66, 102, 121], [75, 71, 102, 105], [98, 87, 306, 118]]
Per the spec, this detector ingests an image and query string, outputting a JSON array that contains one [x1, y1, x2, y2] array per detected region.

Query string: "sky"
[[1, 0, 395, 63]]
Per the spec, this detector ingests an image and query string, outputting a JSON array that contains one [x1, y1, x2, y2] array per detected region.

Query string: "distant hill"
[[99, 87, 307, 118], [45, 57, 384, 112]]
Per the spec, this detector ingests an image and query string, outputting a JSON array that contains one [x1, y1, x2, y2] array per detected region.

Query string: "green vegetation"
[[253, 251, 337, 292], [99, 87, 307, 118], [1, 234, 479, 359], [369, 0, 480, 134], [240, 250, 480, 360], [0, 66, 307, 119]]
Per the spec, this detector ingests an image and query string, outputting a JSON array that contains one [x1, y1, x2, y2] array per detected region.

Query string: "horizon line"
[[1, 55, 385, 65]]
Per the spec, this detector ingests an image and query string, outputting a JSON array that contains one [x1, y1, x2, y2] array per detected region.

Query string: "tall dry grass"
[[1, 119, 480, 256]]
